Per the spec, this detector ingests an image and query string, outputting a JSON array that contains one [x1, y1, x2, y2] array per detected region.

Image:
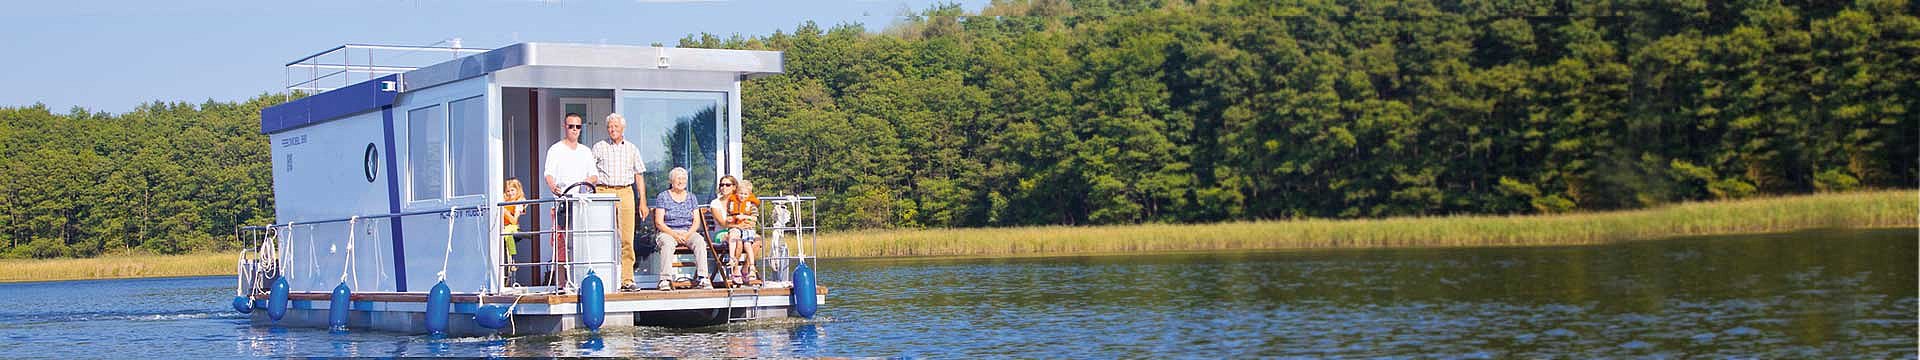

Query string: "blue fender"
[[791, 262, 817, 319], [328, 282, 351, 332], [426, 280, 451, 336], [232, 296, 253, 314], [579, 271, 605, 331], [267, 277, 290, 321], [474, 305, 510, 330]]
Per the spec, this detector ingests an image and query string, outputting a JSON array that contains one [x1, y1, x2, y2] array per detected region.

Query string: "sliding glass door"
[[617, 90, 728, 200]]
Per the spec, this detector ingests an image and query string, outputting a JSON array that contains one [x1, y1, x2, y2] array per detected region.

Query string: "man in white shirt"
[[544, 113, 598, 196], [543, 113, 597, 284]]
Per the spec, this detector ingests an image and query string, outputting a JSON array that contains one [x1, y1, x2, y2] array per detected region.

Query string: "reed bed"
[[0, 190, 1910, 282], [0, 252, 233, 283], [813, 190, 1918, 258]]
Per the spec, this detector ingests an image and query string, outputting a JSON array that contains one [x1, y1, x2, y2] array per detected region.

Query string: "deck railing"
[[754, 195, 820, 284], [235, 193, 821, 295], [236, 194, 619, 295], [284, 41, 490, 93]]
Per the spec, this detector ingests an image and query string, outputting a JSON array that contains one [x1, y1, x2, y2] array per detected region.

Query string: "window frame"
[[405, 104, 446, 203], [616, 89, 729, 198], [447, 95, 487, 199]]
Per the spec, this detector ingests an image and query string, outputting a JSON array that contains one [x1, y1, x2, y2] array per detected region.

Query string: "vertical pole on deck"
[[527, 88, 543, 285]]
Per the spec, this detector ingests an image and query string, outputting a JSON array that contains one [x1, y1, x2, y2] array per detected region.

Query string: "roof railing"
[[284, 39, 491, 93]]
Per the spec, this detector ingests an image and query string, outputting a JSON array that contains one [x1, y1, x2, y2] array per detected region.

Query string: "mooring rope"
[[307, 223, 320, 286], [439, 207, 456, 281], [506, 293, 526, 331], [371, 218, 386, 290], [341, 216, 358, 289], [284, 222, 297, 285]]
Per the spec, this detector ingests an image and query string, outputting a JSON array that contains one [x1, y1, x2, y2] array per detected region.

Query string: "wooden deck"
[[265, 286, 829, 305]]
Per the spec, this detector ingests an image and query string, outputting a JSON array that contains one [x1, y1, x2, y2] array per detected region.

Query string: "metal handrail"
[[284, 41, 493, 93], [500, 260, 614, 268], [505, 228, 616, 237], [248, 197, 584, 229], [238, 195, 621, 292], [749, 195, 819, 285], [285, 43, 490, 67]]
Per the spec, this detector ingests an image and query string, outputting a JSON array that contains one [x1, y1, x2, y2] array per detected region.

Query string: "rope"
[[341, 216, 358, 289], [282, 222, 294, 284], [235, 252, 245, 297], [507, 294, 524, 329], [307, 223, 319, 286], [372, 218, 386, 290], [439, 207, 456, 281]]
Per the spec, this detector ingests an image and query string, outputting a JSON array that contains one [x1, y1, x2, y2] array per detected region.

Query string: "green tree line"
[[700, 0, 1917, 228], [1, 0, 1914, 258], [0, 96, 288, 258]]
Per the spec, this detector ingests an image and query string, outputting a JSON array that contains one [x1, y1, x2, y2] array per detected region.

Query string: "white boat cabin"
[[256, 43, 783, 295]]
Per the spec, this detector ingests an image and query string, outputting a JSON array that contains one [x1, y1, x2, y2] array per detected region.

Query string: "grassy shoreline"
[[0, 252, 235, 283], [2, 190, 1912, 283], [812, 190, 1916, 258]]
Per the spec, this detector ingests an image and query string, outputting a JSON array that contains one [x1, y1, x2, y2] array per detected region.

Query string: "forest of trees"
[[0, 96, 290, 258], [713, 0, 1919, 228], [0, 0, 1913, 258]]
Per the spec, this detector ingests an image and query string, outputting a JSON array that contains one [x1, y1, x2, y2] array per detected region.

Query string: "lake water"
[[0, 229, 1912, 358]]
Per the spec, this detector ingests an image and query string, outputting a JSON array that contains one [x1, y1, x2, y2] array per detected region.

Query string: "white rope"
[[439, 207, 456, 281], [341, 216, 358, 289], [506, 294, 524, 330], [235, 252, 245, 297], [286, 222, 298, 285], [373, 219, 386, 290], [307, 223, 319, 286]]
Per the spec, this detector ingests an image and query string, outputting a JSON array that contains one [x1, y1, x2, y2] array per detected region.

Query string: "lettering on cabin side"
[[439, 208, 490, 219]]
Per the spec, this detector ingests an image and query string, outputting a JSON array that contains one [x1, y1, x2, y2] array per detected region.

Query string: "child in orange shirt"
[[502, 178, 526, 258], [728, 179, 763, 285]]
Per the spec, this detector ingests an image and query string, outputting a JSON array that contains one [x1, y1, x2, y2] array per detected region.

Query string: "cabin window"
[[407, 104, 445, 202], [618, 90, 727, 197], [448, 96, 486, 197]]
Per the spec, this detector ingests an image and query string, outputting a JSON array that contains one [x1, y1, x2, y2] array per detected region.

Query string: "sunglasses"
[[720, 183, 735, 187], [566, 124, 583, 129]]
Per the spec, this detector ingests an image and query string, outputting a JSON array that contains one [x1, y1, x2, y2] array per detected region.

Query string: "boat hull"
[[246, 286, 825, 335]]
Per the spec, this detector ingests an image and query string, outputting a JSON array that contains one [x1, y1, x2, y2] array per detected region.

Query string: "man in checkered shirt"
[[593, 113, 649, 291]]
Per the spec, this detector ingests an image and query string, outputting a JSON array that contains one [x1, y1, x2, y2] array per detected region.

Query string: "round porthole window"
[[363, 143, 379, 183]]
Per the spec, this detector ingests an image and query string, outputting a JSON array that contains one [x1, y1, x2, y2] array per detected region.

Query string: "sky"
[[0, 0, 989, 114]]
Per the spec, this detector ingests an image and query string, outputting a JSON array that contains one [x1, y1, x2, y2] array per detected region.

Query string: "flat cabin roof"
[[261, 42, 784, 134]]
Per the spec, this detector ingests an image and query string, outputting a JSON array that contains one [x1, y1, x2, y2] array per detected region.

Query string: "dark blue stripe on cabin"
[[381, 106, 410, 292], [259, 74, 400, 134]]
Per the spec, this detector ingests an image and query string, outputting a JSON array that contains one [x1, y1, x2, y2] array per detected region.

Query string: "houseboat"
[[228, 42, 825, 336]]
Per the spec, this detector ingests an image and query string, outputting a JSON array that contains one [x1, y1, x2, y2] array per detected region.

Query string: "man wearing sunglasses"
[[544, 113, 599, 197], [543, 113, 599, 284]]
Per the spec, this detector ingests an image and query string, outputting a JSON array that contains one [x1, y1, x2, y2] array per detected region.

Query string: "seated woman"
[[651, 167, 711, 290], [707, 176, 762, 286]]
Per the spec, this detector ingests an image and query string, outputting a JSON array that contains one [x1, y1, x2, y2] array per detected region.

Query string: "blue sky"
[[0, 0, 987, 114]]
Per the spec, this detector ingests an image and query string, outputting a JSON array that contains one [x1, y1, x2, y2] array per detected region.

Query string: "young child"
[[728, 179, 763, 285], [501, 178, 526, 280]]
